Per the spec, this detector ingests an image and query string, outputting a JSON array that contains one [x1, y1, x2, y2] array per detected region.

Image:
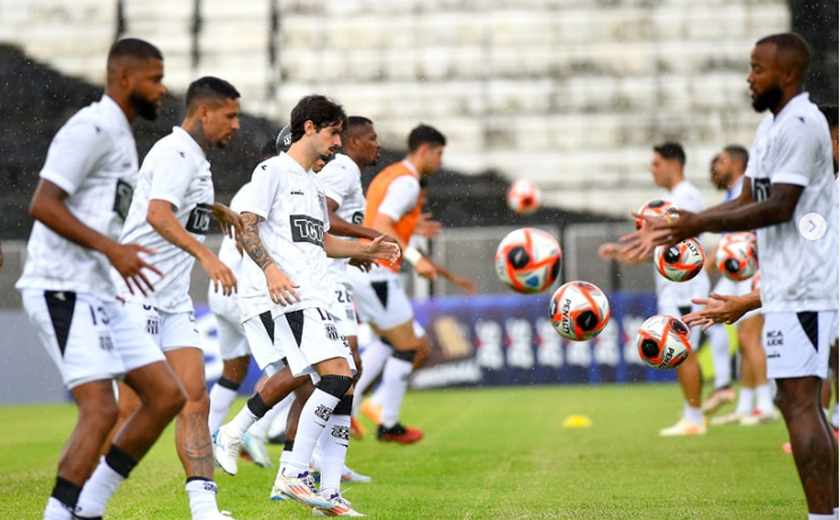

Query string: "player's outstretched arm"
[[421, 252, 477, 294], [371, 212, 436, 280], [324, 233, 400, 265], [30, 179, 162, 295], [239, 211, 299, 305], [682, 290, 762, 331], [147, 199, 236, 296], [211, 202, 242, 238], [325, 197, 394, 243]]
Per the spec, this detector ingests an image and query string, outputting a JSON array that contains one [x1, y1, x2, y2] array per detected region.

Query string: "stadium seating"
[[0, 0, 791, 215]]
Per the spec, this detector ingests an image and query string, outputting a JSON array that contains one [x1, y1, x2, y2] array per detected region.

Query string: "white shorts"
[[243, 311, 281, 370], [124, 302, 201, 352], [208, 292, 249, 360], [346, 266, 414, 330], [763, 311, 837, 380], [328, 282, 359, 338], [275, 306, 356, 380], [658, 303, 704, 351], [22, 290, 164, 390], [712, 276, 760, 323]]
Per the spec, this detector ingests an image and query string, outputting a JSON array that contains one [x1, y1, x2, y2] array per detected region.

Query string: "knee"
[[80, 396, 119, 433], [182, 387, 210, 415]]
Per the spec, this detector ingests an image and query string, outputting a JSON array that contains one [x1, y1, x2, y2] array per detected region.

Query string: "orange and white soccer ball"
[[636, 314, 692, 370], [635, 199, 678, 230], [506, 179, 542, 216], [715, 232, 758, 281], [653, 237, 705, 282], [494, 228, 561, 294], [548, 281, 611, 341]]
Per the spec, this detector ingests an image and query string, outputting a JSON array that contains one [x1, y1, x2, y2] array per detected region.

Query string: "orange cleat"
[[350, 417, 366, 439], [359, 399, 383, 425], [377, 423, 424, 444]]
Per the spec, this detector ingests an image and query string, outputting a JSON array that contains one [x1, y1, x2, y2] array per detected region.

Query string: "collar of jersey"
[[773, 92, 810, 123], [172, 126, 207, 159], [100, 94, 133, 135], [400, 159, 419, 178]]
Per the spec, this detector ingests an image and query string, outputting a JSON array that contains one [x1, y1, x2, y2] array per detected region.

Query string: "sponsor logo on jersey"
[[290, 214, 325, 248], [186, 203, 213, 234]]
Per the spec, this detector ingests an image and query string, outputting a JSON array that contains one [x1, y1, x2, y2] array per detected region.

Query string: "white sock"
[[319, 397, 352, 498], [755, 384, 774, 414], [249, 400, 282, 440], [208, 383, 238, 433], [279, 448, 292, 470], [833, 506, 838, 519], [265, 393, 294, 440], [371, 382, 385, 406], [185, 479, 218, 518], [807, 514, 834, 519], [224, 404, 259, 440], [707, 324, 732, 389], [283, 389, 339, 476], [44, 497, 73, 520], [380, 356, 413, 428], [352, 339, 392, 416], [832, 404, 839, 429], [736, 387, 756, 415], [683, 402, 704, 426], [76, 456, 125, 517]]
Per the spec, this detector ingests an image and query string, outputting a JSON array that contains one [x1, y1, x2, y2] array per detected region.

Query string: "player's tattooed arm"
[[239, 211, 273, 269]]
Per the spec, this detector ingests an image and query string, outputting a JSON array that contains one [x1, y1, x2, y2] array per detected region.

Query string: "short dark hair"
[[723, 145, 749, 168], [756, 32, 811, 78], [819, 104, 839, 130], [107, 38, 163, 63], [342, 116, 374, 140], [408, 124, 446, 153], [653, 142, 686, 168], [290, 95, 347, 143], [185, 76, 240, 112]]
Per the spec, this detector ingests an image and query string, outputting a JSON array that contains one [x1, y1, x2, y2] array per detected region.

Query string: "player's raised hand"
[[201, 254, 237, 296], [451, 274, 477, 294], [106, 243, 163, 297], [364, 234, 401, 265], [263, 263, 300, 306], [415, 212, 442, 239]]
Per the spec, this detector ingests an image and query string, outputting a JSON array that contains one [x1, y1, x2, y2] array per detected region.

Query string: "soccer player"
[[599, 142, 710, 436], [102, 76, 243, 520], [623, 33, 838, 519], [220, 95, 398, 515], [704, 146, 776, 426], [15, 38, 186, 520], [345, 124, 446, 443]]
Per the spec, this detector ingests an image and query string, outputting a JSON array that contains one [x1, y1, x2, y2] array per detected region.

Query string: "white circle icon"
[[799, 213, 826, 241]]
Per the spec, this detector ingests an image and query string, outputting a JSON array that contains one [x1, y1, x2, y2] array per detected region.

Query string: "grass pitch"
[[1, 384, 804, 519]]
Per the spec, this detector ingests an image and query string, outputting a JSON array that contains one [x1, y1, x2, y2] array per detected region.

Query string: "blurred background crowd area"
[[0, 0, 836, 307]]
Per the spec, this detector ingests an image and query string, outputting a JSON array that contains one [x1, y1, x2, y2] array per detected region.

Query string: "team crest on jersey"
[[290, 215, 325, 248]]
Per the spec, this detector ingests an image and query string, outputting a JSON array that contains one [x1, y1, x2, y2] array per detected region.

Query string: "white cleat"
[[659, 418, 707, 436], [212, 427, 242, 476], [341, 465, 372, 484], [313, 493, 366, 517], [739, 409, 780, 426], [242, 433, 273, 468], [271, 471, 331, 508], [710, 412, 747, 426]]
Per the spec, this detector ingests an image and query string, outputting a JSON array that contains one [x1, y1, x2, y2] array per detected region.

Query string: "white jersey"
[[117, 127, 214, 312], [319, 153, 366, 280], [237, 153, 333, 319], [654, 179, 711, 307], [16, 95, 139, 299], [746, 92, 838, 313]]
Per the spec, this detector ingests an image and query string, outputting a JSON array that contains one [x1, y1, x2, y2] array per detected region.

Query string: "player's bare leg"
[[737, 315, 778, 425], [776, 376, 836, 515], [59, 381, 120, 484]]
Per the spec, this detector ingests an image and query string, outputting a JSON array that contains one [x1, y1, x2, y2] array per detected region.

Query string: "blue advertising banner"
[[194, 290, 675, 396]]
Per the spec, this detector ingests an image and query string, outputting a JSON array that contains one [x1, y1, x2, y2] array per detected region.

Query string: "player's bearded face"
[[751, 82, 783, 113], [129, 91, 160, 121], [128, 59, 165, 121]]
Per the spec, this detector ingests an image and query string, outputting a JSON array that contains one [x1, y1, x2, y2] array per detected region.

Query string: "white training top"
[[237, 153, 333, 320], [16, 95, 139, 300], [117, 126, 214, 312], [745, 92, 839, 313], [654, 179, 711, 307], [319, 153, 366, 280], [378, 160, 420, 221]]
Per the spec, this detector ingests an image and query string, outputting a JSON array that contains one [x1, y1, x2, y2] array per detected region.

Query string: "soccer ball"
[[715, 233, 758, 281], [506, 179, 542, 216], [653, 237, 705, 282], [636, 314, 692, 370], [635, 199, 678, 229], [494, 228, 562, 294], [548, 281, 611, 341]]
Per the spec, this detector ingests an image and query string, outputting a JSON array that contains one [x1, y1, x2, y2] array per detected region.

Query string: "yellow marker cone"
[[562, 414, 592, 428]]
